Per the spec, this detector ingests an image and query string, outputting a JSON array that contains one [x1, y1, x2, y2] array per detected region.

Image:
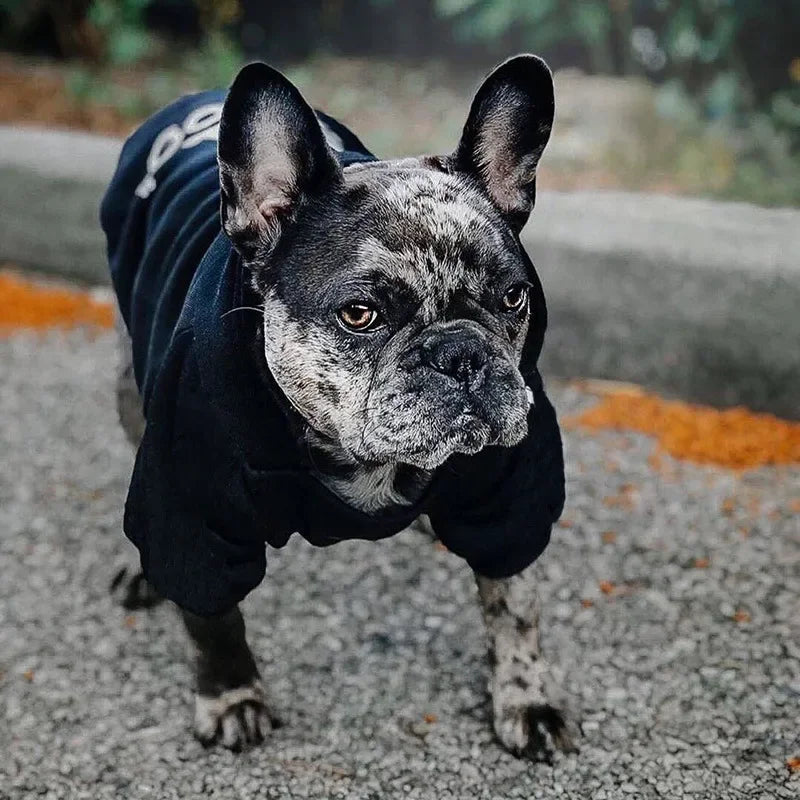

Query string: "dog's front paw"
[[493, 700, 577, 761], [110, 567, 163, 610], [193, 680, 275, 750]]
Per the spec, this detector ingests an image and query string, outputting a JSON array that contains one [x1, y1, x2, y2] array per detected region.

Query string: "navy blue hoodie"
[[101, 91, 565, 617]]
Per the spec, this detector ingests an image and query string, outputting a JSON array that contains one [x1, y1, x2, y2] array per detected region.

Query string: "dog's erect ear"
[[453, 55, 554, 233], [218, 62, 342, 261]]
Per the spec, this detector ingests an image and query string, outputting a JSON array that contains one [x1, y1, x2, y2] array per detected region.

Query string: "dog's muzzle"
[[418, 325, 489, 390]]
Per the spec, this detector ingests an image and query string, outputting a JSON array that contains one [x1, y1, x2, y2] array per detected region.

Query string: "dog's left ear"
[[453, 55, 554, 232]]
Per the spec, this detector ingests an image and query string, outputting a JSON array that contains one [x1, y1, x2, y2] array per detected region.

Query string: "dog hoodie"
[[101, 91, 565, 617]]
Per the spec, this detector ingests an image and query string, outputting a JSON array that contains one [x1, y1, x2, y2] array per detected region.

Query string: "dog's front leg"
[[182, 606, 275, 750], [475, 564, 576, 759]]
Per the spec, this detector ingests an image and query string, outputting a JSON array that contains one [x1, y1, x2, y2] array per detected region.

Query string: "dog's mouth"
[[356, 379, 529, 470]]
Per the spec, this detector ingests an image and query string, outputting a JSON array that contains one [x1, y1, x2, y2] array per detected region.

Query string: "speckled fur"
[[113, 56, 572, 758], [257, 162, 533, 478], [476, 564, 577, 757]]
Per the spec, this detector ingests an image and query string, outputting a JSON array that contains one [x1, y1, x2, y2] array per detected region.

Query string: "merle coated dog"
[[102, 54, 574, 758]]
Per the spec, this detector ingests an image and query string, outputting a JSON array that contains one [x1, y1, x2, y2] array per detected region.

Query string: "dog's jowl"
[[101, 54, 573, 758]]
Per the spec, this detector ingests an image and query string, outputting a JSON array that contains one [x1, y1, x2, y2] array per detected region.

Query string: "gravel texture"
[[1, 330, 798, 800]]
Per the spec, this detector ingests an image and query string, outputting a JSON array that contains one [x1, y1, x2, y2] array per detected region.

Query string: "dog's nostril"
[[426, 339, 487, 383], [468, 350, 485, 372]]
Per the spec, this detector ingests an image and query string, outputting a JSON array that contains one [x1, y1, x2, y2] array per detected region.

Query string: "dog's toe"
[[193, 682, 274, 750], [527, 704, 578, 755], [495, 703, 578, 761], [110, 567, 163, 610]]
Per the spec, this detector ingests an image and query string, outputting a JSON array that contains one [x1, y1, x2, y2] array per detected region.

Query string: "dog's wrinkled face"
[[217, 56, 554, 470]]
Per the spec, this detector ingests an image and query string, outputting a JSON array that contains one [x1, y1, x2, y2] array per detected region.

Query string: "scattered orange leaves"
[[733, 610, 751, 624], [787, 756, 800, 773], [423, 713, 438, 724], [789, 499, 800, 514], [693, 557, 710, 569], [580, 599, 595, 608], [603, 484, 638, 511], [0, 270, 113, 333], [597, 580, 642, 599], [558, 518, 574, 529], [565, 389, 800, 471], [601, 531, 618, 544], [22, 669, 34, 682]]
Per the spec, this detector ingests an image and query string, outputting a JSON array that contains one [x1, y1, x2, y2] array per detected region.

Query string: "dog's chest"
[[306, 433, 431, 514]]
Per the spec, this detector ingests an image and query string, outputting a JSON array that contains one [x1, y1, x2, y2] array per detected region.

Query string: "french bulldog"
[[105, 54, 574, 760]]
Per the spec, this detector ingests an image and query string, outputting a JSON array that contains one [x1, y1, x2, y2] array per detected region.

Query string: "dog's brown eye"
[[502, 284, 529, 312], [337, 303, 380, 331]]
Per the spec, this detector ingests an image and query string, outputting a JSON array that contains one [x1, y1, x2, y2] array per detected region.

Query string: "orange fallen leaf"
[[580, 599, 595, 608], [721, 497, 736, 516], [558, 518, 574, 529], [789, 499, 800, 514], [0, 269, 113, 333], [693, 557, 710, 569], [423, 713, 437, 724], [787, 756, 800, 773], [599, 581, 616, 595], [601, 531, 617, 544], [603, 493, 635, 511], [124, 615, 137, 628], [434, 541, 448, 552], [564, 389, 800, 470], [733, 610, 751, 623], [22, 669, 34, 682]]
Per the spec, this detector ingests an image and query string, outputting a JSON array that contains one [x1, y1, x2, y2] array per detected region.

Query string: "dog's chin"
[[355, 411, 529, 472]]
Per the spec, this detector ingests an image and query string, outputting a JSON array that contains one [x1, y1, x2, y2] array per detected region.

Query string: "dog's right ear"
[[218, 63, 342, 261]]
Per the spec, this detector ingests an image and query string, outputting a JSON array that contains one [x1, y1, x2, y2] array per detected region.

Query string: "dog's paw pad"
[[194, 682, 274, 750], [495, 704, 578, 761]]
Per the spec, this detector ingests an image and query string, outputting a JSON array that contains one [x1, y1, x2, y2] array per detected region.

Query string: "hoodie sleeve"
[[427, 373, 565, 579], [123, 328, 268, 617]]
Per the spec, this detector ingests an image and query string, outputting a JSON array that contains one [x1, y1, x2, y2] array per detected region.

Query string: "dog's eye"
[[337, 303, 381, 332], [501, 284, 529, 312]]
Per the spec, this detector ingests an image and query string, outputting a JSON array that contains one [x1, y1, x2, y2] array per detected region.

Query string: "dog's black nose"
[[423, 331, 488, 385]]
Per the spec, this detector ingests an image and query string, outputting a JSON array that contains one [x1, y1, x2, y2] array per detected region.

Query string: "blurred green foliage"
[[416, 0, 800, 205], [0, 0, 242, 67], [1, 0, 798, 205], [433, 1, 800, 138], [88, 0, 152, 65]]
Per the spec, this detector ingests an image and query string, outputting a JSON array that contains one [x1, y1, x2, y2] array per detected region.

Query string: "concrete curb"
[[2, 125, 799, 417], [528, 192, 800, 419]]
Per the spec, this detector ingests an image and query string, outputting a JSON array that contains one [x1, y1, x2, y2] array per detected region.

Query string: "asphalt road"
[[1, 329, 798, 800]]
